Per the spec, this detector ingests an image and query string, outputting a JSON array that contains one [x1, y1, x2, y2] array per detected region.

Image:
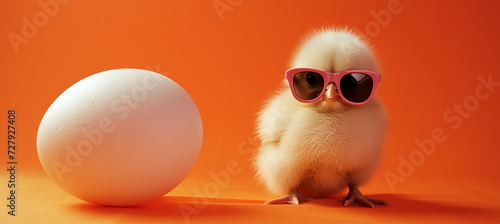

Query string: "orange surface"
[[1, 0, 500, 223]]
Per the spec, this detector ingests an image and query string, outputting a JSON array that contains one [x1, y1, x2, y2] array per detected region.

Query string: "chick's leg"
[[264, 188, 313, 205], [338, 184, 393, 208]]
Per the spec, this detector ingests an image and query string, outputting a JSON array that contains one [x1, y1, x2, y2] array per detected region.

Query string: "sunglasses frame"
[[285, 68, 381, 105]]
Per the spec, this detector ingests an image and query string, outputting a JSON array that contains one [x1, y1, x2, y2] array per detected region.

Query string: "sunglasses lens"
[[340, 73, 373, 103], [293, 71, 324, 101]]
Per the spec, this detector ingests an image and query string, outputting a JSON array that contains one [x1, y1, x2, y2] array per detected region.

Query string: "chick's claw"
[[264, 190, 313, 205], [339, 195, 393, 208], [339, 185, 393, 208]]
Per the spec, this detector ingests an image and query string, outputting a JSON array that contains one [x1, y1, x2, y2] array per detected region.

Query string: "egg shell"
[[37, 68, 202, 206]]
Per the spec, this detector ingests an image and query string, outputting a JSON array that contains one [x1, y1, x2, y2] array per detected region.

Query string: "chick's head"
[[289, 29, 380, 113]]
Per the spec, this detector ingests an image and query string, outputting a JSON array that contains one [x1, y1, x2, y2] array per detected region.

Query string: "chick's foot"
[[264, 188, 313, 205], [338, 184, 393, 208]]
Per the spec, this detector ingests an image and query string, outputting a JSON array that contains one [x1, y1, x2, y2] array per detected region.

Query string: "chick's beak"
[[324, 83, 339, 102]]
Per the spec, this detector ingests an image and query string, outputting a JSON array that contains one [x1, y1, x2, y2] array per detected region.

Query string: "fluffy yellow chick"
[[254, 28, 392, 207]]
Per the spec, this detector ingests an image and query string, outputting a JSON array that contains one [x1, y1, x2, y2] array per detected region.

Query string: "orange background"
[[1, 0, 500, 223]]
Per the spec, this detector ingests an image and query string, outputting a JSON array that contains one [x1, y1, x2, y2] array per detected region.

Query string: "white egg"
[[37, 69, 202, 206]]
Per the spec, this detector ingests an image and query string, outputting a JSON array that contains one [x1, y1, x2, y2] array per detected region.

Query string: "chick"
[[254, 29, 392, 207]]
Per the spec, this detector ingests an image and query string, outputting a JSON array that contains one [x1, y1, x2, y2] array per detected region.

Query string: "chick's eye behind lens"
[[303, 72, 323, 88], [306, 74, 316, 85], [340, 73, 373, 103], [292, 71, 324, 100]]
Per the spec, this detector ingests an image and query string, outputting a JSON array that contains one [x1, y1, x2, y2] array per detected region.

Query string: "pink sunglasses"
[[285, 68, 381, 105]]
